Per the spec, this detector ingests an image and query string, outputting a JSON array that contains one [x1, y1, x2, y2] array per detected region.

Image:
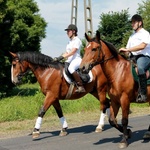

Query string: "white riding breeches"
[[68, 58, 82, 74]]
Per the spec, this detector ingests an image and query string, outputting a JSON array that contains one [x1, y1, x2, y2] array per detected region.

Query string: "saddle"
[[60, 62, 92, 99], [64, 62, 91, 84]]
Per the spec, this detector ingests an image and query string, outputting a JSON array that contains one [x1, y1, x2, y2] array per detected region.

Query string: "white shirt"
[[65, 36, 82, 63], [126, 28, 150, 56]]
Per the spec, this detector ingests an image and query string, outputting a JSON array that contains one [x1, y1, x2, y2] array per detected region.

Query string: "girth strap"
[[57, 63, 64, 78], [65, 83, 75, 99]]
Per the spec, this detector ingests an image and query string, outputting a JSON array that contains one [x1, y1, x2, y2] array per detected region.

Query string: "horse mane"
[[101, 40, 119, 58], [17, 51, 60, 68], [103, 40, 129, 60], [89, 31, 127, 60], [92, 37, 127, 60], [89, 35, 119, 58]]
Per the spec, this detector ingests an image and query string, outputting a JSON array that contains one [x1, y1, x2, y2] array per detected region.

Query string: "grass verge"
[[0, 83, 149, 139]]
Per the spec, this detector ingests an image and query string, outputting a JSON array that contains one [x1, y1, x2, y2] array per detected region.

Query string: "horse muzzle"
[[11, 74, 23, 85], [80, 64, 92, 74]]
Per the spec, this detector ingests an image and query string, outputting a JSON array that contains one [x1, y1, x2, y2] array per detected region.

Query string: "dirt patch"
[[0, 107, 149, 139]]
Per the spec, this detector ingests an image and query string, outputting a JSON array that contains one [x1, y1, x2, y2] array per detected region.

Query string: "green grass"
[[0, 83, 100, 122], [0, 83, 149, 122]]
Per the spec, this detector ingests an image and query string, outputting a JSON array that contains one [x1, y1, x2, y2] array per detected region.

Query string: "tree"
[[0, 0, 7, 23], [0, 0, 47, 97], [137, 0, 150, 32], [80, 38, 86, 57], [98, 9, 131, 50]]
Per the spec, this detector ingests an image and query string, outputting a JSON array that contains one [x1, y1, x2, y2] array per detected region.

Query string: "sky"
[[34, 0, 143, 58]]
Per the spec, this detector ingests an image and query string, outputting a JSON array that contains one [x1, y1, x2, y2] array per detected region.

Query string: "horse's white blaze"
[[87, 43, 91, 48], [11, 65, 14, 82]]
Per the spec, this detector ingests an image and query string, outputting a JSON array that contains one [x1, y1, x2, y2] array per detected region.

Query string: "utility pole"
[[71, 0, 93, 36], [71, 0, 78, 25], [84, 0, 93, 36]]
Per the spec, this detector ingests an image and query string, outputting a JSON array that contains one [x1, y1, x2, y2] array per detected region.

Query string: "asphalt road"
[[0, 115, 149, 150]]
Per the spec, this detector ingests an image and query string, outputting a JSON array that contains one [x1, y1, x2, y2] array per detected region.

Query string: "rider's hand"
[[53, 56, 64, 62], [119, 48, 128, 52], [119, 48, 131, 58]]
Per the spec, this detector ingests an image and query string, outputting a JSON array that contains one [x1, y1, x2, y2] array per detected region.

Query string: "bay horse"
[[10, 51, 110, 139], [80, 31, 150, 148]]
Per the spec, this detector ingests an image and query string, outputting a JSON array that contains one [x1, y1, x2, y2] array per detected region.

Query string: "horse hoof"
[[127, 129, 132, 139], [59, 129, 68, 136], [143, 131, 150, 140], [95, 125, 104, 133], [32, 131, 40, 139], [95, 127, 103, 133], [118, 142, 128, 149], [118, 137, 128, 149]]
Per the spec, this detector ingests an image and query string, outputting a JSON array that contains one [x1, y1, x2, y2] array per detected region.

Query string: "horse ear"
[[9, 51, 17, 58], [96, 30, 101, 42], [85, 32, 91, 42]]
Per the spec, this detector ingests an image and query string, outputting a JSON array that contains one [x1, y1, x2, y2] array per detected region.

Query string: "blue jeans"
[[137, 55, 150, 74]]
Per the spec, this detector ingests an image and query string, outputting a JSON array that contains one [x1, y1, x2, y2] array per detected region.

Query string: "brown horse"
[[10, 51, 110, 139], [80, 31, 150, 148]]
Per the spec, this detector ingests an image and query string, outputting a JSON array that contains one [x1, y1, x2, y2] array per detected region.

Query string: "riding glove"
[[53, 56, 64, 62]]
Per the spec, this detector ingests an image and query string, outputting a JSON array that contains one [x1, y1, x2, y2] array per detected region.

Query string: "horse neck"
[[100, 50, 129, 82], [30, 62, 64, 83], [28, 63, 53, 80]]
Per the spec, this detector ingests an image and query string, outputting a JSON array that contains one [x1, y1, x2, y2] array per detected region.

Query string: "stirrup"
[[136, 94, 147, 103]]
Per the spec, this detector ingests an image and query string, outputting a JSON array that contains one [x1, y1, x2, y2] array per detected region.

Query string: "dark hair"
[[131, 14, 143, 27]]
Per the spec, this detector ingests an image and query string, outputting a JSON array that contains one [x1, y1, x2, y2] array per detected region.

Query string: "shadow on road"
[[31, 123, 149, 146], [93, 128, 150, 146], [32, 124, 111, 141]]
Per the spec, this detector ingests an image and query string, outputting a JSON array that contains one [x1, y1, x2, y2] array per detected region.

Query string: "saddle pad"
[[132, 64, 150, 85], [63, 69, 93, 84]]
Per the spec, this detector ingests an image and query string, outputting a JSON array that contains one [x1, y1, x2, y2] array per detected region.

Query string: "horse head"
[[10, 51, 29, 85], [80, 31, 102, 73]]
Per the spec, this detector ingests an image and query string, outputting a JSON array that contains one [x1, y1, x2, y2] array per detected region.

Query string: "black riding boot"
[[72, 72, 86, 93], [136, 73, 147, 103]]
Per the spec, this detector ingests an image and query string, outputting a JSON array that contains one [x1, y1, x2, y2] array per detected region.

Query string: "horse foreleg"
[[118, 96, 131, 149], [32, 93, 54, 139], [32, 106, 46, 139], [53, 101, 68, 136], [108, 103, 128, 148], [108, 103, 120, 130]]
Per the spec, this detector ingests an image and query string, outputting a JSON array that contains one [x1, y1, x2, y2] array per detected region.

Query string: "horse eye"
[[13, 64, 16, 67], [92, 48, 97, 51]]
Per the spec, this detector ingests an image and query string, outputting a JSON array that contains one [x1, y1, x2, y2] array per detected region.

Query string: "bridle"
[[88, 40, 114, 71], [12, 57, 28, 81]]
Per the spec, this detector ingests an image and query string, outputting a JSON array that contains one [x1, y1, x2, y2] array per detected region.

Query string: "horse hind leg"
[[53, 101, 68, 136], [95, 98, 110, 133], [95, 109, 109, 133], [59, 117, 68, 136]]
